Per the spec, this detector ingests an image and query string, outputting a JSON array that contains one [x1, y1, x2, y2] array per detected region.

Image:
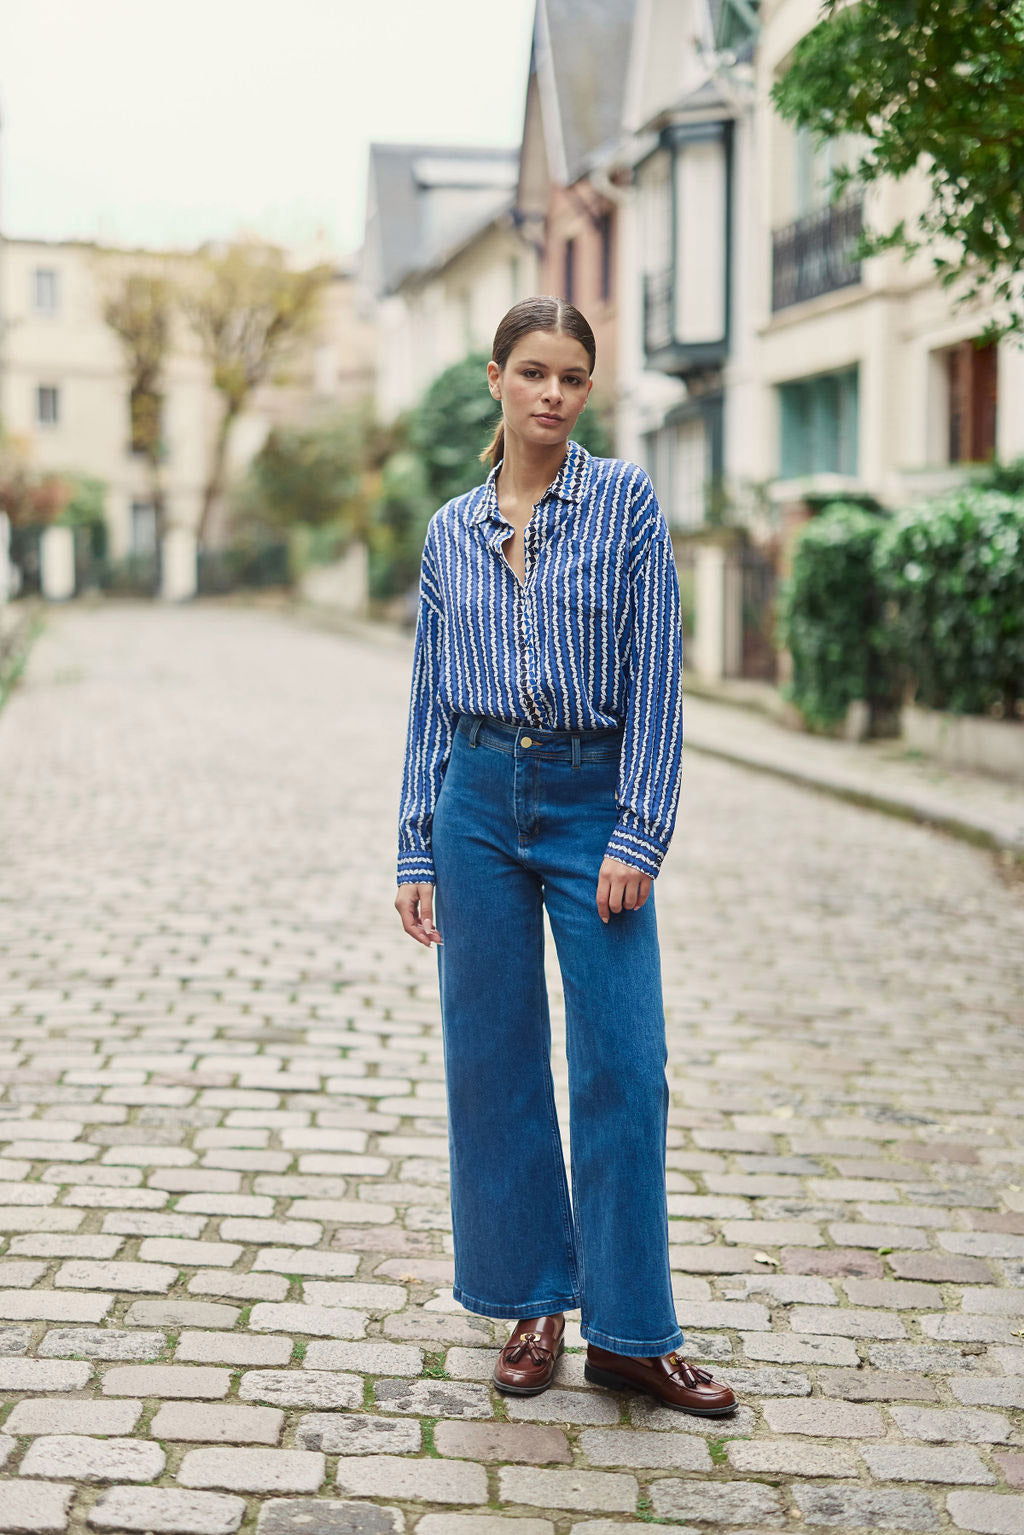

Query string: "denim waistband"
[[455, 712, 624, 765]]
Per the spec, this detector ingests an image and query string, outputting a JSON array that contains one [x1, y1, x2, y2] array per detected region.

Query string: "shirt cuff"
[[397, 850, 436, 886], [604, 820, 668, 878]]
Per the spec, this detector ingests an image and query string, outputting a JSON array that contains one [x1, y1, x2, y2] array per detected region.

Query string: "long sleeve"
[[396, 524, 455, 886], [603, 475, 684, 878]]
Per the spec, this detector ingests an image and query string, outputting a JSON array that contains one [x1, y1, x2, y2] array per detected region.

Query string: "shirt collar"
[[469, 438, 592, 526]]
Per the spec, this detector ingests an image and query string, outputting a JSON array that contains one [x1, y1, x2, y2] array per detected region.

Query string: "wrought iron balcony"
[[771, 198, 863, 312], [643, 268, 728, 376]]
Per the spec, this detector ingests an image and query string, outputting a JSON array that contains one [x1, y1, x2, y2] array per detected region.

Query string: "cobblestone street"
[[1, 598, 1023, 1535]]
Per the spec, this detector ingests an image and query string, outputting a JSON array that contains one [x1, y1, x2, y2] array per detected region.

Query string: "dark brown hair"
[[479, 296, 597, 469]]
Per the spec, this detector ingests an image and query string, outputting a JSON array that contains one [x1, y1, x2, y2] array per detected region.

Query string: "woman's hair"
[[479, 296, 597, 469]]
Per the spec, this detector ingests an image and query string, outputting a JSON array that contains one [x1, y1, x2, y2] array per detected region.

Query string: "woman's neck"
[[497, 429, 569, 507]]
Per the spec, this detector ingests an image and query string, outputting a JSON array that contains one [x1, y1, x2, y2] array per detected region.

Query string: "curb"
[[685, 736, 1024, 865]]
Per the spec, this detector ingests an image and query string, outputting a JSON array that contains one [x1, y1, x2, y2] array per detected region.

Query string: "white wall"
[[374, 222, 538, 423]]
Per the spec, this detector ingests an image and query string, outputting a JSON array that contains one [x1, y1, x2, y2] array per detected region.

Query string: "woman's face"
[[488, 329, 593, 450]]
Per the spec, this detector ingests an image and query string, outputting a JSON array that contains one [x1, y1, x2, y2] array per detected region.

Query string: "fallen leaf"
[[773, 1105, 795, 1119], [877, 1247, 893, 1255], [754, 1251, 780, 1266]]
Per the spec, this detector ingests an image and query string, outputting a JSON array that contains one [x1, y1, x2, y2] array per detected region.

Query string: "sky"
[[0, 0, 535, 260]]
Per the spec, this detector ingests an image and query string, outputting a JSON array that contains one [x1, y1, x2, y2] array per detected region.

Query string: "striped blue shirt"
[[397, 438, 684, 884]]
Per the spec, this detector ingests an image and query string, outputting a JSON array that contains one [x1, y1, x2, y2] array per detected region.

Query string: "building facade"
[[360, 143, 537, 423], [755, 0, 1024, 513], [0, 235, 374, 562]]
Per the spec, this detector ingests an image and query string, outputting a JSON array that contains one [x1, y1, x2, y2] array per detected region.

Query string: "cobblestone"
[[294, 1413, 422, 1454], [946, 1491, 1024, 1534], [336, 1454, 488, 1503], [87, 1488, 247, 1534], [19, 1432, 166, 1481], [37, 1328, 164, 1360], [150, 1401, 284, 1443], [178, 1447, 326, 1493], [101, 1365, 232, 1398], [0, 1481, 75, 1533], [174, 1332, 293, 1366], [793, 1484, 940, 1529], [237, 1369, 362, 1409], [3, 603, 1024, 1534], [255, 1502, 403, 1535], [4, 1397, 142, 1435], [497, 1466, 637, 1512], [651, 1478, 785, 1524], [861, 1445, 997, 1483]]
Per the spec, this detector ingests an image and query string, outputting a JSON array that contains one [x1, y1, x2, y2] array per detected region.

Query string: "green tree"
[[238, 414, 366, 535], [773, 0, 1024, 336]]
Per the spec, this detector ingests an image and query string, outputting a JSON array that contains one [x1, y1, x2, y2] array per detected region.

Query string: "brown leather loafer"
[[492, 1313, 565, 1395], [584, 1344, 737, 1416]]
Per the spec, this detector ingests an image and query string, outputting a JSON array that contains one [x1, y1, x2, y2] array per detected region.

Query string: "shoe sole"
[[492, 1339, 565, 1395], [583, 1359, 737, 1416]]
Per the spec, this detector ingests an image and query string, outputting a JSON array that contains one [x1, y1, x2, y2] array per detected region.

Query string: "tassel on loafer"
[[492, 1313, 565, 1395], [584, 1344, 737, 1416]]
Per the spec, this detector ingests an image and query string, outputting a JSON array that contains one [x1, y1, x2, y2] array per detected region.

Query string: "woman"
[[394, 296, 736, 1417]]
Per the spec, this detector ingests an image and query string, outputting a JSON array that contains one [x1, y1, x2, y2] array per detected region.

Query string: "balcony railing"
[[643, 268, 675, 354], [771, 198, 863, 312]]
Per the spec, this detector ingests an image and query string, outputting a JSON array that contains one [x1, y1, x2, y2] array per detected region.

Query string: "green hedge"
[[779, 487, 1024, 730], [874, 487, 1024, 717], [778, 502, 896, 731]]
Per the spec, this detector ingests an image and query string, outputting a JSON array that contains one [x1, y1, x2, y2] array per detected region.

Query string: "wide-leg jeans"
[[431, 712, 683, 1357]]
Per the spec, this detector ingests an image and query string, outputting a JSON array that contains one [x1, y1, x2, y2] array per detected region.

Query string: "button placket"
[[519, 519, 545, 727]]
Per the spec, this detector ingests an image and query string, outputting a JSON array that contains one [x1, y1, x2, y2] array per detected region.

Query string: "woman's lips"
[[534, 413, 563, 424]]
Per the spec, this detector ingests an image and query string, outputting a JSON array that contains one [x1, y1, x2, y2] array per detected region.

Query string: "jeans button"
[[521, 736, 533, 748]]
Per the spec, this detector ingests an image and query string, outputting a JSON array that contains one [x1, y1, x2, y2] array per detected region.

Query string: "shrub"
[[778, 502, 897, 731], [874, 487, 1024, 716]]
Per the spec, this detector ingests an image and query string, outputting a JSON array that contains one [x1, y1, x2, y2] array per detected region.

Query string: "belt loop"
[[571, 733, 581, 770], [468, 716, 483, 747]]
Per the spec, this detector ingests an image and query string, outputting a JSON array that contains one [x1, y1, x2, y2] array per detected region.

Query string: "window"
[[598, 212, 613, 302], [563, 238, 576, 305], [794, 128, 856, 218], [779, 366, 859, 478], [36, 385, 60, 426], [131, 501, 157, 556], [33, 268, 59, 313], [644, 418, 709, 529], [946, 338, 997, 462]]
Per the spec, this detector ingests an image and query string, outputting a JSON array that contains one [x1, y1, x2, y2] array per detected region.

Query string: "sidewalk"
[[681, 683, 1024, 863], [291, 600, 1024, 862]]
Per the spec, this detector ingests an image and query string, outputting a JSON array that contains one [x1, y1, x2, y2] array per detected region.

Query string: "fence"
[[740, 543, 779, 681], [6, 524, 289, 601]]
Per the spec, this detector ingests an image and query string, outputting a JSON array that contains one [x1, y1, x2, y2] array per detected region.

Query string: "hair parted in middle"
[[479, 295, 597, 469]]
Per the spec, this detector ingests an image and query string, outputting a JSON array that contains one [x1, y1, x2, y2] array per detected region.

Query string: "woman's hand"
[[596, 857, 652, 923], [395, 882, 443, 947]]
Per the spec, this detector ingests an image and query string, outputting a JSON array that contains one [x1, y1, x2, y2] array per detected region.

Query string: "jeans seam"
[[582, 1321, 685, 1354], [539, 1021, 581, 1302], [453, 1284, 581, 1317]]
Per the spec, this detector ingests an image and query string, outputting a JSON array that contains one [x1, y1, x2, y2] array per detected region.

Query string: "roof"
[[363, 143, 519, 297], [538, 0, 637, 183]]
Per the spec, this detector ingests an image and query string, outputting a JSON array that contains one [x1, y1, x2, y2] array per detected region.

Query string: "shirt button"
[[521, 736, 533, 748]]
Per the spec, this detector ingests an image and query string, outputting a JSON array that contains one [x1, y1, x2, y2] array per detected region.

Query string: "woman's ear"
[[486, 359, 501, 399]]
